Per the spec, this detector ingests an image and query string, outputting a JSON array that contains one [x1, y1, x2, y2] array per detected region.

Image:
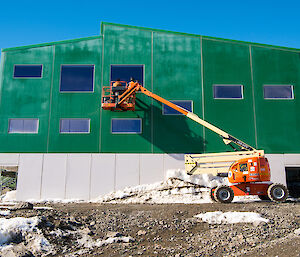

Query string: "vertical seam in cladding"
[[151, 32, 154, 153], [114, 154, 116, 191], [64, 154, 69, 199], [99, 26, 105, 153], [39, 154, 45, 200], [200, 36, 206, 153], [88, 154, 93, 200], [138, 154, 141, 185], [0, 52, 6, 112], [249, 45, 258, 148], [46, 45, 56, 153]]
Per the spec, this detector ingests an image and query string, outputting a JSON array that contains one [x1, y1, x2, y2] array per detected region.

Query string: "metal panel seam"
[[113, 154, 116, 191], [151, 32, 154, 153], [99, 26, 105, 153], [0, 52, 6, 111], [88, 154, 93, 200], [39, 154, 45, 200], [200, 36, 205, 153], [46, 46, 56, 153], [64, 154, 69, 199], [138, 154, 141, 185], [249, 45, 258, 148]]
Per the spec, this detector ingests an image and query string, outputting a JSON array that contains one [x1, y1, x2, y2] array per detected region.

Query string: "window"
[[213, 85, 243, 99], [13, 65, 42, 78], [163, 100, 193, 115], [111, 118, 142, 134], [8, 119, 39, 133], [111, 65, 144, 85], [60, 65, 94, 92], [264, 85, 294, 99], [60, 119, 90, 133], [239, 163, 248, 172]]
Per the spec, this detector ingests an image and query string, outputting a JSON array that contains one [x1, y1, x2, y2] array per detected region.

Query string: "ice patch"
[[195, 211, 269, 224]]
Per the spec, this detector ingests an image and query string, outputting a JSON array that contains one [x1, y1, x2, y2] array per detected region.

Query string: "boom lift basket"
[[101, 81, 136, 111]]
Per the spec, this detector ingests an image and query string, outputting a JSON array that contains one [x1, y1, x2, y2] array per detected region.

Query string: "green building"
[[0, 22, 299, 200]]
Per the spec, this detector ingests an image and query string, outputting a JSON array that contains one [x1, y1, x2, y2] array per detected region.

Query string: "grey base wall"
[[0, 153, 298, 201]]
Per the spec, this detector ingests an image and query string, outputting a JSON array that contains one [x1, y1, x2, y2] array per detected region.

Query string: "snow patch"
[[195, 211, 269, 224], [0, 211, 10, 216], [0, 216, 54, 255], [0, 190, 16, 202], [78, 233, 134, 248], [0, 217, 39, 246], [91, 169, 227, 204], [166, 169, 228, 188]]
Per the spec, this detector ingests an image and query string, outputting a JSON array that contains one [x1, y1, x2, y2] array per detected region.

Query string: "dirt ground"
[[3, 199, 300, 257]]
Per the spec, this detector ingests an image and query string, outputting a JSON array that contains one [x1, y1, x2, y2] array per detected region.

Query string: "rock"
[[90, 221, 96, 226], [106, 231, 123, 238], [1, 244, 34, 257], [58, 220, 75, 231], [11, 202, 33, 211], [137, 230, 147, 236]]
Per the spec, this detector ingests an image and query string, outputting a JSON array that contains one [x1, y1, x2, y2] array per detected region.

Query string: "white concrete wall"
[[13, 153, 300, 201]]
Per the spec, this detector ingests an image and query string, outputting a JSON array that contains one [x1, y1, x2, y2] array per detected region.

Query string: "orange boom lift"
[[102, 81, 289, 203]]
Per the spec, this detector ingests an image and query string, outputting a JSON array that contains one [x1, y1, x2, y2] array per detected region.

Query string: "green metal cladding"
[[0, 22, 299, 154]]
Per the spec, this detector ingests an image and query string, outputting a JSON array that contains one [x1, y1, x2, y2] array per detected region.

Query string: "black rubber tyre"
[[214, 185, 234, 203], [258, 195, 270, 201], [209, 187, 217, 202], [267, 183, 289, 203]]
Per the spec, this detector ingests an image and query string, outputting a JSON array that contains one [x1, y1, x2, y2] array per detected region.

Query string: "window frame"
[[111, 118, 142, 134], [213, 84, 244, 99], [162, 100, 193, 115], [13, 64, 43, 79], [110, 64, 145, 86], [59, 118, 91, 134], [59, 64, 95, 93], [263, 84, 294, 100], [8, 118, 39, 134]]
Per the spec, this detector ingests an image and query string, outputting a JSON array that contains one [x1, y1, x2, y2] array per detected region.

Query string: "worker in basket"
[[112, 79, 126, 103], [127, 77, 136, 90]]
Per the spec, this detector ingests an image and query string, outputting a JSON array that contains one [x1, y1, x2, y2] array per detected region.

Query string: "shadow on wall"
[[135, 98, 205, 154]]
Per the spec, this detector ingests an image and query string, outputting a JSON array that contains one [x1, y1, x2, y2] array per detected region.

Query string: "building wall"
[[0, 23, 300, 200], [1, 23, 299, 154]]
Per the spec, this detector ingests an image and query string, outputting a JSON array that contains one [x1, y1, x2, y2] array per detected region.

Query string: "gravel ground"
[[1, 200, 300, 257]]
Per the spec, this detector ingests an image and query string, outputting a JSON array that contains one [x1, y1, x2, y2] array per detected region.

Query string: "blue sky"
[[0, 0, 299, 59]]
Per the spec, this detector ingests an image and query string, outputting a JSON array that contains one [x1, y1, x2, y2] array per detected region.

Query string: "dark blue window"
[[14, 65, 42, 78], [213, 85, 243, 99], [264, 85, 293, 99], [111, 65, 144, 85], [111, 119, 142, 134], [60, 119, 90, 133], [8, 119, 39, 133], [60, 65, 94, 92], [163, 100, 193, 115]]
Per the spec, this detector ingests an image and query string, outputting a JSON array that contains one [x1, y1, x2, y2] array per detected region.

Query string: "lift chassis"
[[102, 81, 289, 203]]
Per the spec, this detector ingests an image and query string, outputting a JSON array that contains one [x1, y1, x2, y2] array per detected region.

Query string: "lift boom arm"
[[116, 82, 256, 151]]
